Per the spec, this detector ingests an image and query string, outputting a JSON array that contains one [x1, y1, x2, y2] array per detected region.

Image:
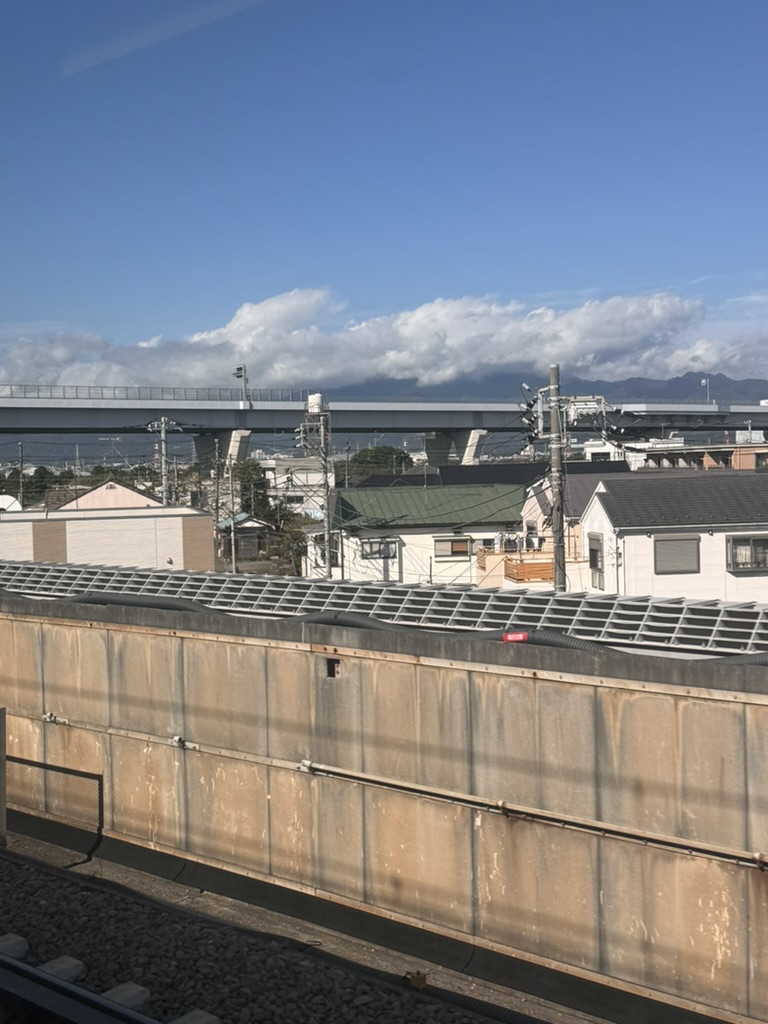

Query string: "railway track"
[[1, 820, 726, 1024], [0, 829, 588, 1024]]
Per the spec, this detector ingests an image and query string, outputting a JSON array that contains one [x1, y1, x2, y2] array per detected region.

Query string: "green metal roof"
[[332, 484, 525, 530]]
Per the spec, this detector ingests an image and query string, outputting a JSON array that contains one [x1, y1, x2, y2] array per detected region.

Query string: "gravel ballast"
[[0, 851, 537, 1024]]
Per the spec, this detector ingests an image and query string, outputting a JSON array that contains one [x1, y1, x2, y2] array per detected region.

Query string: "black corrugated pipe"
[[701, 650, 768, 665], [59, 591, 209, 614], [524, 628, 609, 652], [288, 614, 613, 651], [289, 611, 427, 634], [459, 626, 611, 652]]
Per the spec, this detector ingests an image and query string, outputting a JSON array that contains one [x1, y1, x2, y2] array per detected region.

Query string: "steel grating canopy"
[[1, 560, 768, 656]]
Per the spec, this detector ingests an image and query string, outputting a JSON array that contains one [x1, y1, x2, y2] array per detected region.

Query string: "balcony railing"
[[505, 557, 555, 583], [476, 547, 556, 583]]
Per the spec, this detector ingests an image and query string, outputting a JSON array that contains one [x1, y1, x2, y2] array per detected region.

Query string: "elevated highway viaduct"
[[1, 384, 768, 463]]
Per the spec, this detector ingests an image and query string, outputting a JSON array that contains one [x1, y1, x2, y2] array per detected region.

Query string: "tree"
[[4, 468, 20, 501], [25, 466, 55, 505], [345, 446, 413, 480], [232, 459, 272, 521]]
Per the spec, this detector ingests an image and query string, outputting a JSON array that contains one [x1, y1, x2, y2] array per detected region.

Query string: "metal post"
[[160, 417, 169, 505], [17, 442, 23, 507], [321, 411, 332, 580], [213, 438, 220, 524], [228, 458, 237, 573], [549, 364, 566, 592]]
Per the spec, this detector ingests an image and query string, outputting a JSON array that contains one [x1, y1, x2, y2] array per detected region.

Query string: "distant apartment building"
[[583, 434, 768, 471], [257, 455, 328, 519]]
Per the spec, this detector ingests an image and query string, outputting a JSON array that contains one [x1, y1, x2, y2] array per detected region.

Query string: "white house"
[[518, 461, 633, 562], [304, 481, 527, 585], [579, 471, 768, 601]]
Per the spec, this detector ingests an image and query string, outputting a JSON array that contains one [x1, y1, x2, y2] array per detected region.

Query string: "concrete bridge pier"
[[424, 428, 488, 465], [192, 430, 251, 473]]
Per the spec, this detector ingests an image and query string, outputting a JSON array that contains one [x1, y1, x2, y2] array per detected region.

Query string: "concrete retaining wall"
[[1, 594, 767, 1022]]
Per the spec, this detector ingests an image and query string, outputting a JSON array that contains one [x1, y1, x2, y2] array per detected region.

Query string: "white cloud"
[[2, 286, 764, 390]]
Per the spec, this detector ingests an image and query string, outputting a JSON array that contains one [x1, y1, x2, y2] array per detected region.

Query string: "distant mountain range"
[[327, 371, 768, 404]]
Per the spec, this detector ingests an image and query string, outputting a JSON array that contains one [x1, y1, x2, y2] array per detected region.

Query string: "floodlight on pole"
[[232, 364, 248, 405]]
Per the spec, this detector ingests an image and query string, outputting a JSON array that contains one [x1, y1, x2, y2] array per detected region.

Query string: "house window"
[[588, 533, 604, 590], [654, 535, 700, 575], [361, 539, 398, 559], [727, 535, 768, 572], [434, 537, 472, 558]]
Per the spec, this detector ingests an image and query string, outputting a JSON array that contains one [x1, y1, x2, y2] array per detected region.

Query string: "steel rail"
[[0, 953, 158, 1024]]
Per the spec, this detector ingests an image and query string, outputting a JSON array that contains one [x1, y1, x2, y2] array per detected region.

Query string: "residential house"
[[473, 462, 633, 589], [0, 481, 214, 571], [579, 470, 768, 601], [55, 481, 162, 510], [304, 481, 527, 584], [217, 512, 273, 563], [519, 461, 633, 560]]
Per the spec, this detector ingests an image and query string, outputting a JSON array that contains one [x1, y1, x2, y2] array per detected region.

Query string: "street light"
[[232, 364, 248, 405], [700, 377, 712, 404]]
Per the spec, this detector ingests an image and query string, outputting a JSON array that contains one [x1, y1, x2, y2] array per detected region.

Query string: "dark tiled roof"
[[354, 463, 549, 487], [563, 475, 605, 519], [529, 463, 634, 521], [596, 471, 768, 528], [354, 459, 631, 489]]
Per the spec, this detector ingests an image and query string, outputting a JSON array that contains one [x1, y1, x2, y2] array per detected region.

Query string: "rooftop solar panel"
[[1, 560, 767, 656]]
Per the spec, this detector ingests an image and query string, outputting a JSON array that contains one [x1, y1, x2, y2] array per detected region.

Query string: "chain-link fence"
[[6, 757, 103, 834]]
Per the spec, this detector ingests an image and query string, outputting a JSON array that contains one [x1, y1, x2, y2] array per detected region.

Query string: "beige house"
[[1, 482, 213, 571], [476, 462, 633, 590]]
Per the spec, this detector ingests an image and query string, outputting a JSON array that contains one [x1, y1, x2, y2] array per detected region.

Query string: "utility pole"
[[228, 457, 237, 573], [213, 437, 221, 525], [549, 364, 566, 592], [17, 442, 23, 507], [320, 410, 332, 580], [159, 419, 169, 505], [148, 418, 171, 505], [298, 393, 334, 578]]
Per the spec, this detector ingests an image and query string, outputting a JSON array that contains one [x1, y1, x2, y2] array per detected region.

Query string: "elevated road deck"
[[0, 384, 767, 436]]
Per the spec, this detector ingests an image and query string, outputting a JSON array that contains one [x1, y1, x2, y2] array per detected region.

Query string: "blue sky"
[[2, 0, 768, 387]]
